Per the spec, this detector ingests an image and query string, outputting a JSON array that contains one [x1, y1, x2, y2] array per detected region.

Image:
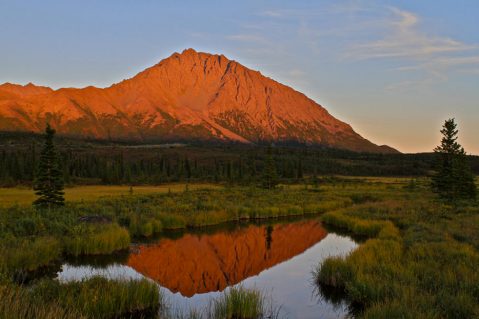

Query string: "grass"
[[0, 177, 423, 281], [1, 280, 276, 319], [35, 277, 161, 318], [0, 183, 222, 207], [0, 182, 360, 276], [2, 177, 478, 318], [164, 287, 279, 319], [0, 277, 161, 319], [316, 192, 479, 318], [210, 287, 276, 319], [0, 284, 84, 319], [64, 223, 130, 256], [0, 236, 62, 277]]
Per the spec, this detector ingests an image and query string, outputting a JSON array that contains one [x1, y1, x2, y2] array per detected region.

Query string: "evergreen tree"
[[261, 146, 278, 189], [33, 124, 65, 208], [184, 156, 191, 179], [431, 119, 476, 201], [297, 158, 303, 179]]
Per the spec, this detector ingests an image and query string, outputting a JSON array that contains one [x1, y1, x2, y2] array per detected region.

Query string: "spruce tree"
[[297, 158, 303, 179], [184, 156, 191, 179], [261, 146, 278, 189], [431, 119, 476, 201], [33, 123, 65, 208]]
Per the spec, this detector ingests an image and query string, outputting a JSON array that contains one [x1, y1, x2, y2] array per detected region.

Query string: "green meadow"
[[0, 183, 221, 207]]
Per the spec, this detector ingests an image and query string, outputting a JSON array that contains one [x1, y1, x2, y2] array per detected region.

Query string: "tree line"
[[1, 118, 478, 205], [2, 141, 476, 187]]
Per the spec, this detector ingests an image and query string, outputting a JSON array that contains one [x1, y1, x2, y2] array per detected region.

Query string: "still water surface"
[[58, 218, 357, 318]]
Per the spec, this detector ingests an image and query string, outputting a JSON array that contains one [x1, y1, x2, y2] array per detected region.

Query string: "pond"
[[57, 217, 357, 318]]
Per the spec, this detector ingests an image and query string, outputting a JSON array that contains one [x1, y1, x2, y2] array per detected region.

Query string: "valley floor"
[[0, 177, 478, 318], [0, 183, 221, 207]]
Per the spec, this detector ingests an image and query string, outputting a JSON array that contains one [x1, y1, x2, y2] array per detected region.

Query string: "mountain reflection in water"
[[127, 219, 327, 297]]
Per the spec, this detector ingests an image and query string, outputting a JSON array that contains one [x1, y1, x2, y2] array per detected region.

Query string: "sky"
[[0, 0, 478, 154]]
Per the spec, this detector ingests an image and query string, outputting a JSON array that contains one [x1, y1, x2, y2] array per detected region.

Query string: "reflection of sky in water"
[[58, 233, 356, 319]]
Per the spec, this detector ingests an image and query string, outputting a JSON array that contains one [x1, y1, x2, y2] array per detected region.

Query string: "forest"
[[2, 131, 478, 186]]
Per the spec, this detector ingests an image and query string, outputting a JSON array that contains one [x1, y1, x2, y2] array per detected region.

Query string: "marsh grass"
[[64, 223, 130, 256], [208, 287, 280, 319], [5, 276, 162, 319], [0, 284, 84, 319], [0, 236, 61, 277], [153, 286, 281, 319], [6, 179, 474, 318], [33, 276, 161, 319], [316, 195, 479, 318], [211, 287, 264, 319]]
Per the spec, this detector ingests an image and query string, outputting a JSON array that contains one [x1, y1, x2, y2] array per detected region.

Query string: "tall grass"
[[0, 277, 162, 319], [0, 284, 84, 319], [211, 287, 264, 319], [64, 223, 130, 256], [315, 197, 479, 318], [31, 276, 161, 319], [208, 287, 279, 319], [0, 237, 61, 277]]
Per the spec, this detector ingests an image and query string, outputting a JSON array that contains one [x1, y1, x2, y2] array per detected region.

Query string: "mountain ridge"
[[0, 48, 398, 153]]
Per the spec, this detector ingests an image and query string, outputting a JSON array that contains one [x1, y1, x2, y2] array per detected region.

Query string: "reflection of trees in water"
[[265, 225, 273, 251], [65, 250, 130, 268]]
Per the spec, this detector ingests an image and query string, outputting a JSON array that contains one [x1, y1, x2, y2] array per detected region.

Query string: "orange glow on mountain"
[[0, 49, 396, 152]]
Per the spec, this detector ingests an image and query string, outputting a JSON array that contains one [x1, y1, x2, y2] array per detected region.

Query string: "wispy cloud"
[[349, 7, 476, 60], [344, 6, 479, 89]]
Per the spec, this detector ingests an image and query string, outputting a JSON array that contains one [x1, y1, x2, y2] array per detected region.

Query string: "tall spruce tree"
[[261, 146, 278, 189], [431, 119, 476, 201], [33, 123, 65, 208]]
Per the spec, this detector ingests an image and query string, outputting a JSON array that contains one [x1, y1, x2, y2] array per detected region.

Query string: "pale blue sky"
[[1, 0, 478, 153]]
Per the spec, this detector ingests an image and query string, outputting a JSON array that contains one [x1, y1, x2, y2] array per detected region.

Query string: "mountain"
[[0, 48, 397, 153]]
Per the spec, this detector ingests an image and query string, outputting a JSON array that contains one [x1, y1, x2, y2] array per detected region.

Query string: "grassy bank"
[[0, 182, 368, 276], [0, 277, 161, 319], [315, 196, 479, 318], [0, 278, 276, 319]]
